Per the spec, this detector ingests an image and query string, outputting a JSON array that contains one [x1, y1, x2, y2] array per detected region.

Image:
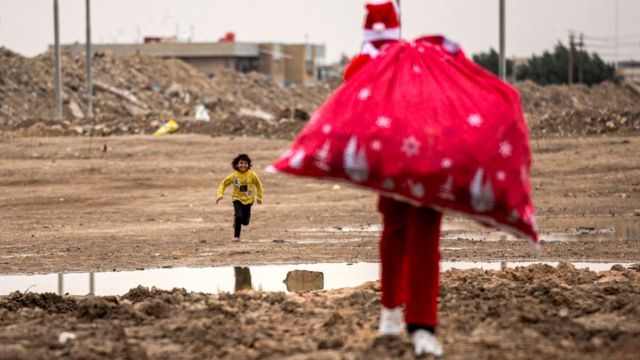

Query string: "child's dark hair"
[[232, 154, 252, 170]]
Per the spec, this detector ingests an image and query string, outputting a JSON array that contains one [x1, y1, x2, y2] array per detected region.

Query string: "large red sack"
[[269, 36, 538, 243]]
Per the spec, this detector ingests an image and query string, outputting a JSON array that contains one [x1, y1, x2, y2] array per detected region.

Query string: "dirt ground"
[[1, 264, 639, 359], [1, 134, 639, 274], [1, 134, 640, 359]]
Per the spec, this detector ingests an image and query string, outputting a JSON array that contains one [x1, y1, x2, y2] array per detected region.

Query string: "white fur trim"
[[372, 22, 386, 32], [364, 28, 400, 42], [360, 42, 380, 57]]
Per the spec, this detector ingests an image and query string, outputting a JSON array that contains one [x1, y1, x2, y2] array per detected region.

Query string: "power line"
[[583, 42, 640, 49], [583, 34, 640, 42]]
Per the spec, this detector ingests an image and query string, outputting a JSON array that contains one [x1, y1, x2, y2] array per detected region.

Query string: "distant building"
[[58, 38, 325, 87], [618, 61, 640, 94], [618, 60, 640, 82]]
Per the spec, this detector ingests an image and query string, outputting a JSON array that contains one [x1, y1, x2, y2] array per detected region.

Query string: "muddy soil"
[[1, 135, 639, 275], [1, 134, 639, 359], [1, 263, 639, 359]]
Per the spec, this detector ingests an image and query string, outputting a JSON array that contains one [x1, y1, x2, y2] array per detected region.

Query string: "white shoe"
[[412, 329, 444, 357], [378, 306, 405, 335]]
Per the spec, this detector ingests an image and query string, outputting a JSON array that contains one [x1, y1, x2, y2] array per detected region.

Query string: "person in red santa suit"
[[343, 1, 444, 357]]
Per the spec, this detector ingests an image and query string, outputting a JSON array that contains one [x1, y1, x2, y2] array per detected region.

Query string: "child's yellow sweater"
[[216, 169, 264, 205]]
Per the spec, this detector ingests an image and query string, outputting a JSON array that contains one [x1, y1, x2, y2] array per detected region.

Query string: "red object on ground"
[[270, 35, 538, 243]]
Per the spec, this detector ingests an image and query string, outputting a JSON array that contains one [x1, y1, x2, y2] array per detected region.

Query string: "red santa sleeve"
[[343, 54, 372, 81]]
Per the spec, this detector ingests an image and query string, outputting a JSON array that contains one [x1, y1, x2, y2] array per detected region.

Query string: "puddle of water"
[[292, 224, 381, 233], [293, 238, 369, 244], [290, 219, 639, 243], [292, 222, 490, 234], [0, 261, 635, 296], [541, 219, 640, 242], [0, 254, 39, 259]]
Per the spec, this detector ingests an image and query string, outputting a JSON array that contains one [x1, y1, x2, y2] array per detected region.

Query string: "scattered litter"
[[68, 101, 84, 119], [239, 107, 276, 123], [153, 119, 179, 136], [58, 332, 76, 344], [332, 184, 341, 190], [195, 104, 210, 121], [615, 193, 629, 200]]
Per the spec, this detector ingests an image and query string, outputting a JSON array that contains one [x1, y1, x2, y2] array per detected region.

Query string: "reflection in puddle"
[[292, 219, 640, 243], [234, 267, 252, 291], [283, 270, 324, 292], [1, 261, 636, 297]]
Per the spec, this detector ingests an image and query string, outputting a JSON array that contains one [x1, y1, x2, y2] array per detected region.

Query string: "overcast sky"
[[1, 0, 639, 63]]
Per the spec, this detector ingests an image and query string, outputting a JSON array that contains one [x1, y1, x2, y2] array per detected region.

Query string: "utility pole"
[[86, 0, 93, 117], [614, 0, 619, 69], [498, 0, 506, 80], [568, 32, 574, 85], [53, 0, 62, 119], [578, 32, 584, 84], [397, 0, 401, 37]]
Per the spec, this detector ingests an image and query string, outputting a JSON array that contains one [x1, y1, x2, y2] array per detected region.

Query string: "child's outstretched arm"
[[254, 172, 264, 204], [216, 173, 234, 204]]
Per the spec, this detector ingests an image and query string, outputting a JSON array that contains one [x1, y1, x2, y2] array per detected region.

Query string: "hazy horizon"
[[1, 0, 639, 63]]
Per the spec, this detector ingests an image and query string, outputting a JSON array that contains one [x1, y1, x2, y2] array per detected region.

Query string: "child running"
[[216, 154, 264, 241]]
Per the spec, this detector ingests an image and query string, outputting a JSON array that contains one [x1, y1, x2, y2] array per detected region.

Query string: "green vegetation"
[[472, 43, 617, 85]]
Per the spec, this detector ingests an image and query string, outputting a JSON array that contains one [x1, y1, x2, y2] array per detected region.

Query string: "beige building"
[[618, 61, 640, 81], [59, 41, 325, 87]]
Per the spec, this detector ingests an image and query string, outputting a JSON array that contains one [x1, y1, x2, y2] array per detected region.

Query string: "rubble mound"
[[1, 46, 639, 138], [518, 81, 640, 136], [0, 47, 332, 138]]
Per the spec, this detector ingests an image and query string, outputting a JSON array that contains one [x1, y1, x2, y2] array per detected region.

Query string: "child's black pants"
[[233, 200, 252, 238]]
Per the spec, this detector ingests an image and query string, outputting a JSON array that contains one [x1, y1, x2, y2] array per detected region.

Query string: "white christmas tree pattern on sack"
[[344, 137, 369, 182], [469, 168, 495, 212]]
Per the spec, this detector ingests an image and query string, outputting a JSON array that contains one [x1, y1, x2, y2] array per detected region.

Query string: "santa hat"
[[363, 0, 400, 43]]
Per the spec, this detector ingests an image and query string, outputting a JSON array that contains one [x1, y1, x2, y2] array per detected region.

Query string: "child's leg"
[[233, 201, 243, 238], [404, 206, 442, 331], [241, 203, 252, 226], [378, 196, 409, 308]]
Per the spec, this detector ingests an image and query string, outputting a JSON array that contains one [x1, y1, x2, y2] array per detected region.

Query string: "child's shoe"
[[378, 306, 404, 335], [233, 237, 240, 242], [412, 329, 443, 357]]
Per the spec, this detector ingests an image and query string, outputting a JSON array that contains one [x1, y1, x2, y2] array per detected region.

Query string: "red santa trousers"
[[378, 195, 442, 327]]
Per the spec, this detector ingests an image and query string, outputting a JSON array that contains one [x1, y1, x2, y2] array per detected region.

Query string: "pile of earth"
[[0, 47, 332, 139], [1, 263, 639, 359], [1, 46, 640, 139], [518, 81, 640, 137]]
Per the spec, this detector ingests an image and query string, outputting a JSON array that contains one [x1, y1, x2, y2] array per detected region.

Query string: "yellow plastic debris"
[[153, 119, 180, 136]]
